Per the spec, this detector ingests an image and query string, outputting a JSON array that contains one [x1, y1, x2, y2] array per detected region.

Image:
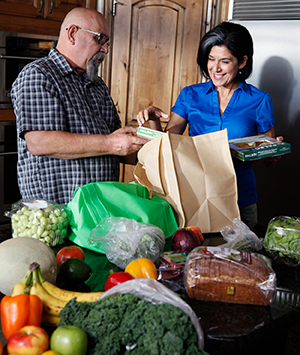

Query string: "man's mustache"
[[92, 53, 105, 64], [86, 53, 105, 82]]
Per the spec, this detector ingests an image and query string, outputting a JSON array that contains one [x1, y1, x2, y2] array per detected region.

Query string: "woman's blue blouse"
[[171, 80, 275, 208]]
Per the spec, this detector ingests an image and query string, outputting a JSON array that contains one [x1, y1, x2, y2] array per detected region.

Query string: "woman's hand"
[[136, 106, 169, 127], [263, 135, 284, 166]]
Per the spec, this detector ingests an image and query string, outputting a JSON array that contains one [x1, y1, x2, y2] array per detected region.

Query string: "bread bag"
[[184, 246, 276, 305]]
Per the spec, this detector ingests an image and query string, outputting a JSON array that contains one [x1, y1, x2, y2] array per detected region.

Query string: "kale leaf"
[[58, 294, 207, 355]]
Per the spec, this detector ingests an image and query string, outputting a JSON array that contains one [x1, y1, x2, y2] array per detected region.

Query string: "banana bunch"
[[11, 262, 104, 326]]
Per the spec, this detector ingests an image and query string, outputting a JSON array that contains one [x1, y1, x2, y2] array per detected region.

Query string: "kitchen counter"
[[161, 233, 300, 355], [1, 232, 300, 354], [183, 267, 300, 355]]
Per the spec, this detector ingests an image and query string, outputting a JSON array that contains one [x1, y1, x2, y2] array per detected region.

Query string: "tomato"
[[0, 339, 3, 355], [104, 272, 134, 291], [50, 325, 88, 355], [56, 246, 85, 267]]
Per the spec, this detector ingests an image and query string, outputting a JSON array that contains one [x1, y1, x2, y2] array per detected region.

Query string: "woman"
[[137, 21, 281, 230]]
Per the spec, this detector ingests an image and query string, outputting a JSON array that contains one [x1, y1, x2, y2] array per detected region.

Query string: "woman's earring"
[[239, 71, 242, 75]]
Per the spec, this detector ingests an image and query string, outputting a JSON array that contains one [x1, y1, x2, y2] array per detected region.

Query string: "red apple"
[[7, 325, 49, 355], [171, 228, 202, 254], [187, 225, 204, 244]]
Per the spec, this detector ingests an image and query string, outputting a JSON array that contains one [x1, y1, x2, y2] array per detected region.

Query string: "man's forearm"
[[24, 127, 148, 159], [24, 130, 112, 159]]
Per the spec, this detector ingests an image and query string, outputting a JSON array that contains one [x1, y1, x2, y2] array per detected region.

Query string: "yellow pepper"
[[125, 258, 158, 280]]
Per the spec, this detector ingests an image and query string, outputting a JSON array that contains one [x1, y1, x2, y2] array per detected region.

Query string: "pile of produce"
[[0, 222, 209, 355], [264, 216, 300, 263], [8, 262, 104, 326], [1, 261, 207, 355], [58, 294, 204, 355]]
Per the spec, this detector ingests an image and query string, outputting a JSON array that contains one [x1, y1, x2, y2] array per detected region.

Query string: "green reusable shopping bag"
[[66, 181, 178, 253]]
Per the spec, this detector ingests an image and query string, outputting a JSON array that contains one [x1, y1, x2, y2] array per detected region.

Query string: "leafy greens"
[[264, 217, 300, 262]]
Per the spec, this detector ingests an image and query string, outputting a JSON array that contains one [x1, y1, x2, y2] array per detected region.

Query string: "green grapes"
[[11, 205, 69, 247]]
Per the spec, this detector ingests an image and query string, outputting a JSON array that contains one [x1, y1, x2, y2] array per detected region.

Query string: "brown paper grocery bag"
[[134, 129, 240, 233]]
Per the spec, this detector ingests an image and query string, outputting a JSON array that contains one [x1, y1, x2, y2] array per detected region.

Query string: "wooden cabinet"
[[0, 0, 96, 36], [105, 0, 205, 183]]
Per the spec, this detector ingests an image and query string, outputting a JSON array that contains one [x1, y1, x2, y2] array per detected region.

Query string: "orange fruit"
[[41, 351, 61, 355], [187, 225, 204, 244]]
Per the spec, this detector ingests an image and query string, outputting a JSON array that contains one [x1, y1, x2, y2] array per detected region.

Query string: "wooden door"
[[107, 0, 205, 182]]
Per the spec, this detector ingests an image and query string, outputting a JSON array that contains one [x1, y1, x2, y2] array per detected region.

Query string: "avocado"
[[59, 258, 92, 283]]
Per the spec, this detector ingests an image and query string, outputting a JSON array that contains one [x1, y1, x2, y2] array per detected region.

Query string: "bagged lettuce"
[[264, 216, 300, 263]]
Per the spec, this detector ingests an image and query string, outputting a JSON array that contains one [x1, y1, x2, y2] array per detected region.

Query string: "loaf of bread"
[[185, 246, 276, 306]]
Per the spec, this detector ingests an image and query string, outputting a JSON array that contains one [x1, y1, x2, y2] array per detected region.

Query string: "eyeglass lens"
[[98, 34, 109, 46]]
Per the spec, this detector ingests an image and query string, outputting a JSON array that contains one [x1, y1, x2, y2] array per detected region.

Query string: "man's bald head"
[[55, 8, 109, 75], [60, 7, 107, 34]]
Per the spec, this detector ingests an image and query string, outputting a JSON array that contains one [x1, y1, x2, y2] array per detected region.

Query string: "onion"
[[171, 228, 202, 254]]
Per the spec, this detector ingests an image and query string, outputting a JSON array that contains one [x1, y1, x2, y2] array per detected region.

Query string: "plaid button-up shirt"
[[11, 49, 121, 205]]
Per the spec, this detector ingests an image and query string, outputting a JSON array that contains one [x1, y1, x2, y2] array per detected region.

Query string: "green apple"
[[50, 325, 88, 355]]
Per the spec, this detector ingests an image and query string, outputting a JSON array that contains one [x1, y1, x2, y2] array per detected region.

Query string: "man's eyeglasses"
[[66, 26, 110, 46]]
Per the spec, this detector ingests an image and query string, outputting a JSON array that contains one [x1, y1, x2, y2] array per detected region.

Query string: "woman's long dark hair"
[[197, 22, 253, 82]]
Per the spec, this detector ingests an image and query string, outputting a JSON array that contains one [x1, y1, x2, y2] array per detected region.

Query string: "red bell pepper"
[[0, 293, 43, 340], [104, 272, 134, 291]]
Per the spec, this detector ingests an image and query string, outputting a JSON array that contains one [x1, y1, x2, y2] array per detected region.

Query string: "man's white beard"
[[86, 53, 105, 82]]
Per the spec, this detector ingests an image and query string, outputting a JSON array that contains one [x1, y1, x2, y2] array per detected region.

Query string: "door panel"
[[108, 0, 204, 182], [128, 2, 184, 118]]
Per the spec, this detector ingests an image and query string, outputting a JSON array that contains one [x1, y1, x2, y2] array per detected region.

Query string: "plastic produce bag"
[[264, 216, 300, 263], [5, 199, 70, 247], [98, 278, 205, 351], [220, 218, 263, 252], [89, 217, 165, 269], [66, 181, 178, 252]]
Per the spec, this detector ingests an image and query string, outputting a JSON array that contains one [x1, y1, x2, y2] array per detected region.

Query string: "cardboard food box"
[[137, 127, 166, 140], [158, 252, 187, 280], [229, 135, 291, 162]]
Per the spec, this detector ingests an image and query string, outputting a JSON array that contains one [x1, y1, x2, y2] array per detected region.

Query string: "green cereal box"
[[137, 127, 165, 140], [229, 135, 291, 162]]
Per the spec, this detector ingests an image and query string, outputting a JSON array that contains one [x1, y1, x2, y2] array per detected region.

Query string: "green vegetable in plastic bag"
[[264, 216, 300, 263], [89, 217, 165, 269]]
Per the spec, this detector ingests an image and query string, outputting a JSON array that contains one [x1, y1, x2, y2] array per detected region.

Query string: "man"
[[11, 7, 148, 205]]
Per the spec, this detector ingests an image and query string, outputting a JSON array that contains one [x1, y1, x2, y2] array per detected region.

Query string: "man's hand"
[[109, 126, 148, 156]]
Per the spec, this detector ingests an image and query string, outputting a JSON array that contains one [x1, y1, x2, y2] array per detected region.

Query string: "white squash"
[[0, 237, 57, 295]]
